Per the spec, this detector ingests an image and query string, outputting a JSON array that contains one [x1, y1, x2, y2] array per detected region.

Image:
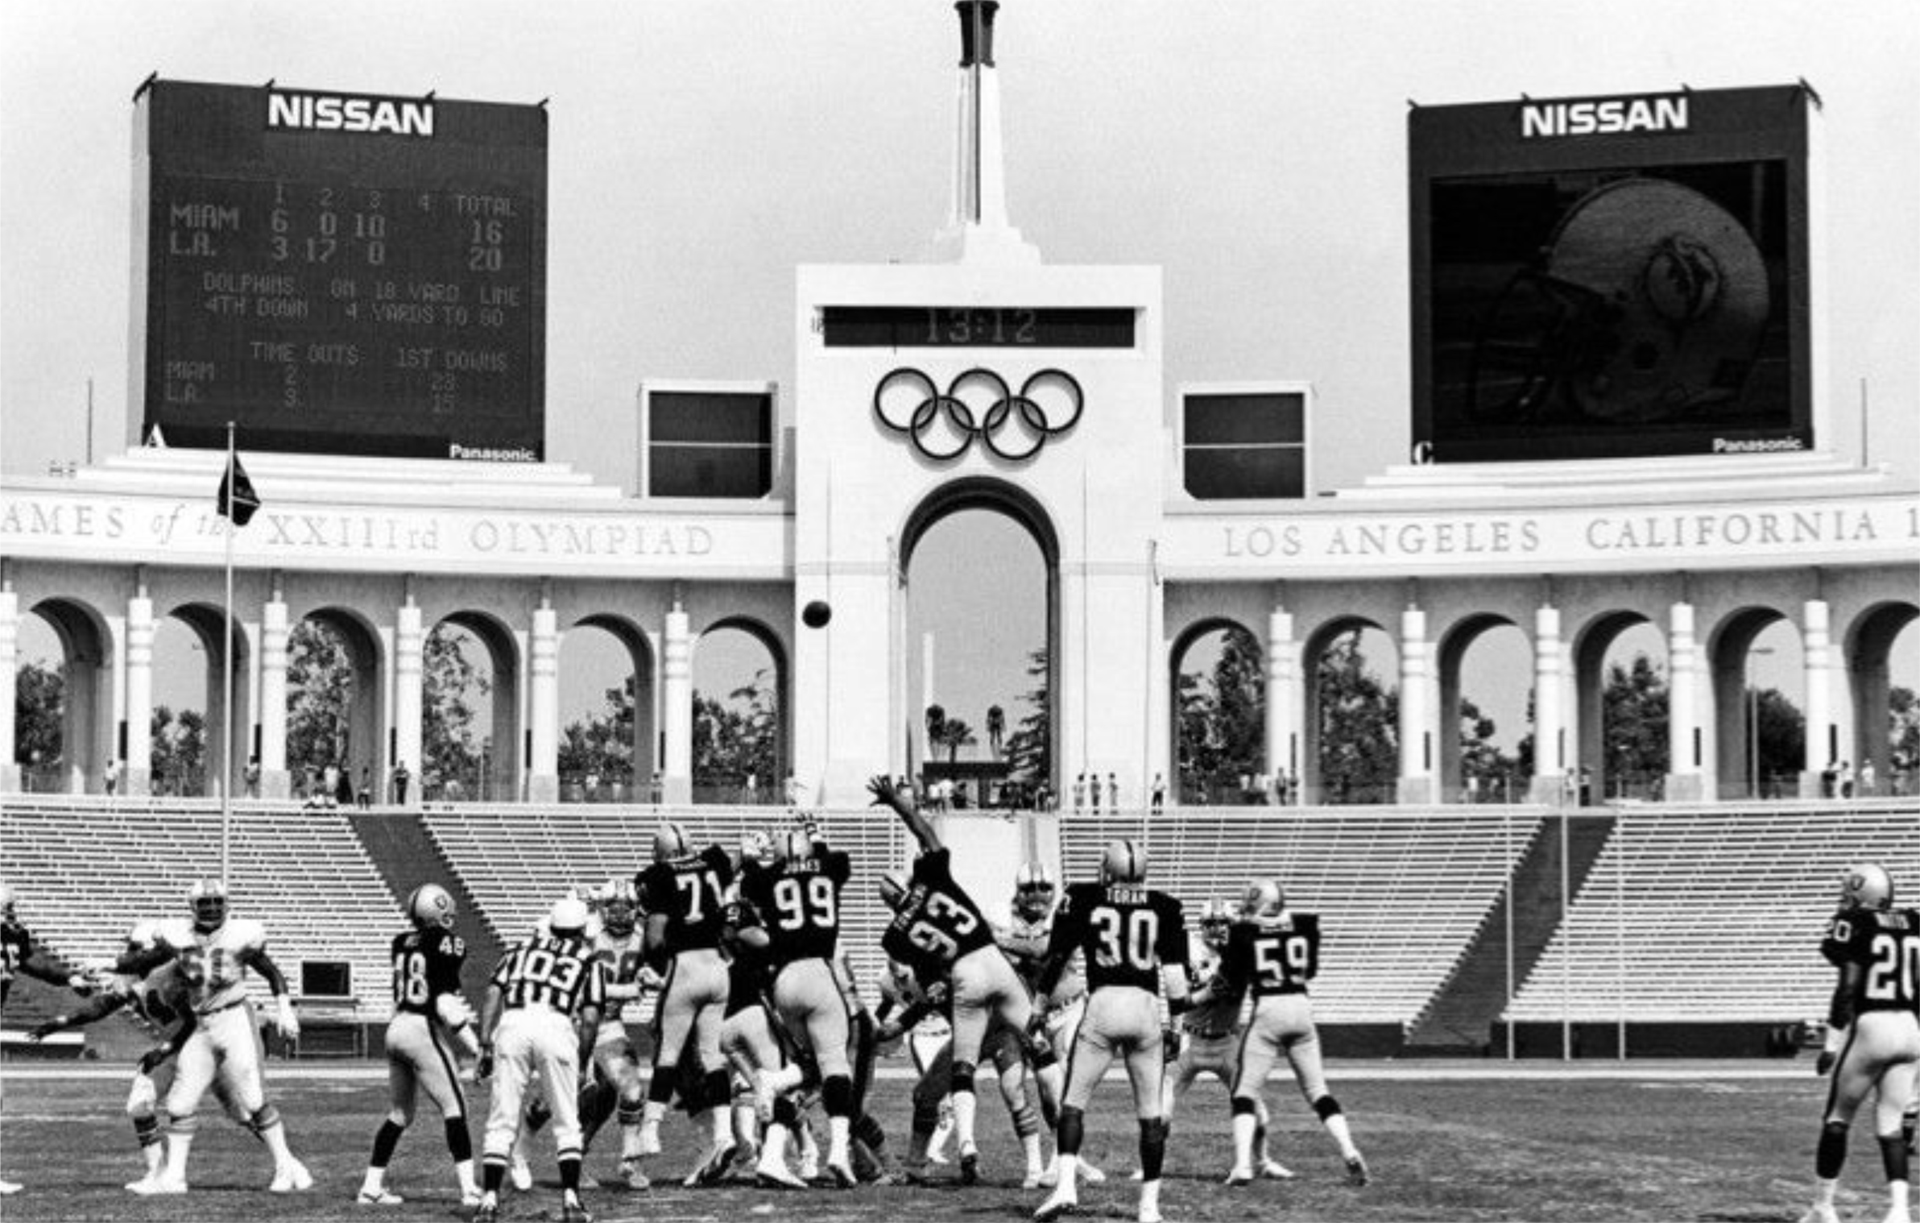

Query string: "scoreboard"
[[132, 80, 547, 460]]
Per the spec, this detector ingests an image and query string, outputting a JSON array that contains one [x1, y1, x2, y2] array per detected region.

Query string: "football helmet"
[[1840, 863, 1895, 912], [600, 879, 639, 936], [878, 868, 911, 911], [188, 879, 230, 931], [548, 894, 591, 937], [741, 829, 776, 867], [779, 828, 814, 869], [1100, 838, 1148, 885], [654, 822, 693, 863], [0, 881, 15, 922], [1200, 899, 1233, 948], [1014, 862, 1056, 920], [1241, 879, 1285, 922], [407, 883, 457, 930]]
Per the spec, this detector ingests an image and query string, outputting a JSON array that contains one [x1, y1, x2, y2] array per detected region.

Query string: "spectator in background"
[[1859, 759, 1876, 796], [1072, 773, 1087, 813], [1578, 766, 1593, 807], [391, 760, 411, 805], [649, 770, 663, 804], [1089, 772, 1104, 812], [335, 765, 356, 808], [1822, 761, 1837, 798], [104, 757, 121, 797], [583, 770, 600, 802], [745, 771, 759, 804], [785, 772, 802, 808], [1837, 761, 1855, 799], [244, 756, 262, 798], [1107, 772, 1120, 813], [1149, 773, 1166, 812], [357, 766, 373, 809], [323, 762, 342, 803]]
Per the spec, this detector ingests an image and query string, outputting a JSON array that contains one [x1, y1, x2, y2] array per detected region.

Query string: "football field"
[[0, 1061, 1856, 1222]]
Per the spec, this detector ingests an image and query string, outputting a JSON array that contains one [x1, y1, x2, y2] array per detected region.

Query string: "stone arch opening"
[[1706, 607, 1804, 800], [1436, 612, 1528, 803], [692, 615, 786, 804], [288, 607, 384, 803], [427, 611, 519, 801], [563, 613, 656, 802], [23, 597, 111, 793], [163, 601, 253, 798], [1846, 599, 1920, 792], [1169, 617, 1265, 805], [1302, 617, 1397, 805]]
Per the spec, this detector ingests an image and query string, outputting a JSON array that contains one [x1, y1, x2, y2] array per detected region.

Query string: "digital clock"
[[821, 305, 1135, 348]]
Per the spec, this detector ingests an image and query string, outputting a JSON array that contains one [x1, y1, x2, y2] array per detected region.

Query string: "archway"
[[426, 612, 519, 801], [1707, 609, 1804, 800], [20, 599, 109, 792], [1437, 614, 1529, 803], [1303, 618, 1398, 805], [1573, 612, 1667, 801], [900, 478, 1058, 810], [288, 608, 384, 803], [562, 614, 655, 802], [1169, 618, 1265, 806], [692, 617, 785, 805], [162, 602, 251, 798], [1848, 599, 1920, 793]]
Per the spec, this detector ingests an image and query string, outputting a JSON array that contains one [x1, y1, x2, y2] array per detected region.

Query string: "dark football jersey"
[[740, 847, 852, 965], [637, 845, 735, 952], [722, 897, 777, 1018], [881, 847, 997, 977], [490, 934, 607, 1016], [1823, 906, 1920, 1016], [1047, 881, 1187, 994], [1218, 913, 1320, 997], [0, 920, 34, 1007], [391, 926, 467, 1017]]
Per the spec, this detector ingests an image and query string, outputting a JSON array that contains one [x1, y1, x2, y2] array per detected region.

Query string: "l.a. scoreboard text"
[[131, 80, 547, 460]]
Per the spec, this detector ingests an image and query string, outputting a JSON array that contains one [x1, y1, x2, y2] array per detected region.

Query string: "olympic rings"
[[872, 366, 1084, 462]]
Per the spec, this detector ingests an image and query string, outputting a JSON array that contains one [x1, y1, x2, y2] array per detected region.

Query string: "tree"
[[560, 676, 636, 786], [1751, 687, 1805, 791], [986, 704, 1005, 758], [1003, 648, 1050, 786], [423, 626, 489, 795], [692, 668, 780, 790], [934, 718, 977, 762], [924, 703, 946, 766], [1176, 626, 1266, 798], [1600, 654, 1669, 789], [1457, 695, 1522, 796], [1891, 686, 1919, 775], [286, 620, 353, 783], [1316, 630, 1398, 804], [13, 659, 63, 767], [150, 704, 207, 795]]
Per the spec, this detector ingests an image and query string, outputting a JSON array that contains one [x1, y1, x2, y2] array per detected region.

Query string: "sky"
[[4, 1, 1917, 747]]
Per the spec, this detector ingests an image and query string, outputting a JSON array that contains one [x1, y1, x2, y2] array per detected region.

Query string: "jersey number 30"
[[1091, 908, 1158, 972]]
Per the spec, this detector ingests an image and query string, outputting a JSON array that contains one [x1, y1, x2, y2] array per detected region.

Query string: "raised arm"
[[868, 774, 939, 853]]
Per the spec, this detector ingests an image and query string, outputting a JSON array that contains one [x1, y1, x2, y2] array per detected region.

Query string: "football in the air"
[[802, 600, 833, 628]]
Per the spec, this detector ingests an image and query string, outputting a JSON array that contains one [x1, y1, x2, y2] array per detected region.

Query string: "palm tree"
[[936, 718, 977, 762], [986, 705, 1005, 758]]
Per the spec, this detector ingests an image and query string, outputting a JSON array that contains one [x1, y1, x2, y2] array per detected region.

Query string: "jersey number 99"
[[773, 875, 838, 931]]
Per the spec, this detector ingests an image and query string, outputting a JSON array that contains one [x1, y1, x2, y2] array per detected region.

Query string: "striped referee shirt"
[[489, 934, 607, 1016]]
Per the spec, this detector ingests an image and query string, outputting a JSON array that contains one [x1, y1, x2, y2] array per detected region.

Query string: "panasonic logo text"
[[1521, 96, 1687, 139], [267, 92, 435, 137]]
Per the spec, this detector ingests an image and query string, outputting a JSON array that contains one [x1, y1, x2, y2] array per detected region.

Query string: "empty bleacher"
[[1504, 801, 1920, 1025], [1060, 807, 1546, 1026], [420, 805, 915, 1019], [0, 798, 403, 1024]]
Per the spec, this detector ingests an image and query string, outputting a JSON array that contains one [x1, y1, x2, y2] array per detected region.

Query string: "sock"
[[1023, 1131, 1044, 1175], [1325, 1112, 1359, 1161], [762, 1122, 790, 1165], [1140, 1176, 1162, 1216], [1890, 1180, 1911, 1215], [163, 1128, 193, 1182], [829, 1115, 851, 1166], [368, 1119, 406, 1183], [1814, 1176, 1838, 1207], [1233, 1107, 1257, 1169], [484, 1160, 504, 1194], [1053, 1152, 1079, 1194], [559, 1155, 582, 1193], [952, 1089, 978, 1149]]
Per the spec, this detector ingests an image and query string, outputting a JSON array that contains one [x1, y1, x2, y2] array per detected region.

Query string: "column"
[[1528, 605, 1565, 803], [1396, 605, 1436, 804], [124, 593, 154, 795], [393, 602, 424, 808], [1265, 606, 1298, 804], [0, 588, 17, 793], [528, 605, 559, 802], [1802, 598, 1833, 797], [662, 603, 693, 805], [1664, 601, 1704, 801], [258, 598, 290, 798]]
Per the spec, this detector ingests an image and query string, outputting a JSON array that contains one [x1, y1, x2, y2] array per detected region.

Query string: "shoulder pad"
[[156, 918, 196, 949], [229, 918, 268, 949], [1875, 911, 1907, 930]]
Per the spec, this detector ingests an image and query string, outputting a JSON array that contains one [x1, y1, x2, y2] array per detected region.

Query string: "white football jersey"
[[156, 917, 267, 1013], [590, 925, 649, 1031]]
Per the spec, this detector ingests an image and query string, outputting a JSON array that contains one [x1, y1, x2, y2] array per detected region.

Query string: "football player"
[[734, 823, 860, 1187], [868, 775, 1062, 1184], [1032, 839, 1191, 1223], [634, 822, 737, 1182], [587, 878, 656, 1189], [474, 894, 608, 1223], [0, 879, 95, 1194], [115, 879, 310, 1196], [1160, 898, 1292, 1182], [28, 921, 257, 1192], [359, 884, 483, 1207], [1802, 863, 1920, 1223], [1193, 878, 1367, 1187], [719, 861, 813, 1189]]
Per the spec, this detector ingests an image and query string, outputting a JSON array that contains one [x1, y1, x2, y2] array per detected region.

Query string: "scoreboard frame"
[[130, 79, 548, 461]]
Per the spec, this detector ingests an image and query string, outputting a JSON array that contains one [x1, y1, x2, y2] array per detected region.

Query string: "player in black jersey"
[[869, 775, 1061, 1184], [1195, 878, 1366, 1187], [634, 822, 736, 1181], [359, 884, 483, 1206], [1802, 864, 1920, 1223], [736, 825, 861, 1187], [1032, 839, 1189, 1223]]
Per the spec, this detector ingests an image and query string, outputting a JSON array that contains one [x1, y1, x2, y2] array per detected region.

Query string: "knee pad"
[[1312, 1095, 1343, 1121], [618, 1099, 645, 1126], [248, 1104, 282, 1136], [133, 1114, 162, 1146], [949, 1063, 977, 1095], [1231, 1096, 1259, 1117]]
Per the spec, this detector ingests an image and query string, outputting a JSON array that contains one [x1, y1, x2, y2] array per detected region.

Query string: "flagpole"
[[221, 421, 236, 884]]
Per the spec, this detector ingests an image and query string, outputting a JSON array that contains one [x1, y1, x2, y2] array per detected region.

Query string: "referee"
[[474, 895, 606, 1223]]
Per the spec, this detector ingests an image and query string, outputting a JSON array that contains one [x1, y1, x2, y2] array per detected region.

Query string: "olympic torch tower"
[[792, 1, 1169, 813]]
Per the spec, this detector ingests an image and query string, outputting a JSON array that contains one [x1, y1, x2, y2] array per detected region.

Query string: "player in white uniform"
[[358, 884, 484, 1207], [29, 921, 256, 1192], [115, 879, 310, 1195], [587, 879, 658, 1189]]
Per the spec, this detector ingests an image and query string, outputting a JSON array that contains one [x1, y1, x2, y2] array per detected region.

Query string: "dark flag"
[[216, 454, 261, 526]]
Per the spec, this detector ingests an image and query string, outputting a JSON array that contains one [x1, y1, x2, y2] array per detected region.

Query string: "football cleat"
[[461, 1188, 485, 1208], [510, 1152, 535, 1191], [754, 1154, 807, 1190], [1796, 1208, 1840, 1223], [407, 883, 457, 929], [269, 1160, 314, 1193], [686, 1142, 737, 1187], [1080, 1159, 1107, 1184], [561, 1199, 594, 1223], [1881, 1207, 1914, 1223], [1138, 1204, 1163, 1223], [472, 1197, 500, 1223], [1100, 839, 1148, 885], [131, 1174, 187, 1195], [827, 1158, 858, 1189], [1345, 1153, 1370, 1186], [1034, 1185, 1079, 1221], [959, 1141, 980, 1185], [1841, 864, 1895, 911], [124, 1175, 157, 1193], [616, 1159, 650, 1191], [1225, 1165, 1254, 1186], [357, 1188, 405, 1205], [654, 822, 693, 863], [1023, 1169, 1045, 1189], [1261, 1158, 1295, 1180]]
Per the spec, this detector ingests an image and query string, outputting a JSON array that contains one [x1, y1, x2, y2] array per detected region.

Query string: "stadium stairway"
[[347, 811, 506, 1004], [1403, 812, 1613, 1054]]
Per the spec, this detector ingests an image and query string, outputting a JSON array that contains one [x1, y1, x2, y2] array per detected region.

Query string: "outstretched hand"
[[866, 775, 897, 806]]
